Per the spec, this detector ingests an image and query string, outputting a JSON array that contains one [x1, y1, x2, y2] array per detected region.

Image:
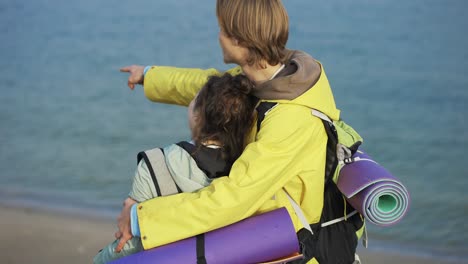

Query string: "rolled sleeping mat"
[[337, 151, 410, 227], [110, 207, 300, 264]]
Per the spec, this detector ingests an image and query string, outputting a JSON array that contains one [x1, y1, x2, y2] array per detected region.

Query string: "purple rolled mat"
[[110, 207, 300, 264], [337, 151, 410, 227]]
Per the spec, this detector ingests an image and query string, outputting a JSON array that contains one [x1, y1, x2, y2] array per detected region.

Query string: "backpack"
[[256, 102, 365, 264]]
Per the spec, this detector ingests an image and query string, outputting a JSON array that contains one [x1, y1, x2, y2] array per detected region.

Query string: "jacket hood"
[[252, 50, 340, 120]]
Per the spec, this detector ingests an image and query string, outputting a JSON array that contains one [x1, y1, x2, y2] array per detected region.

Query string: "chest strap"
[[284, 189, 358, 232]]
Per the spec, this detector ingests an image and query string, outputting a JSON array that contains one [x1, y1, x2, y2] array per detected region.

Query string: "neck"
[[200, 139, 222, 148], [240, 62, 284, 86]]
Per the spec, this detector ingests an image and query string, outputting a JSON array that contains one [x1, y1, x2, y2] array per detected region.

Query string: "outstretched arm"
[[120, 64, 243, 106]]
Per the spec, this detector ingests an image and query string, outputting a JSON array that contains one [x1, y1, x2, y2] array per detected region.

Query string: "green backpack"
[[256, 102, 365, 264]]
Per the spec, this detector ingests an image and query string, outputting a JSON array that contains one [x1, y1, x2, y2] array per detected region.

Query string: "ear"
[[232, 37, 239, 46]]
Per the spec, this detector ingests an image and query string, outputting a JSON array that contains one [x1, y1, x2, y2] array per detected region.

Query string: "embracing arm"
[[135, 106, 327, 249]]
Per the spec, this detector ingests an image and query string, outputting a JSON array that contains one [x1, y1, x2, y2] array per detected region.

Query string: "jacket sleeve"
[[136, 105, 327, 249], [128, 160, 160, 202], [143, 66, 243, 106]]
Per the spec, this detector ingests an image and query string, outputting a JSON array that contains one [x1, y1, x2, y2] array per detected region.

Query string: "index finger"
[[115, 237, 129, 253], [119, 66, 131, 73]]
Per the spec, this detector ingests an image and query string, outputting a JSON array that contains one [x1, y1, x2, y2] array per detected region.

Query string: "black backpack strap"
[[196, 234, 207, 264], [256, 102, 278, 132], [320, 119, 339, 184], [176, 141, 230, 179], [310, 109, 339, 184]]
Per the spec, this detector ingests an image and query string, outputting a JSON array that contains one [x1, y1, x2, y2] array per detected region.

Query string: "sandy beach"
[[0, 204, 459, 264]]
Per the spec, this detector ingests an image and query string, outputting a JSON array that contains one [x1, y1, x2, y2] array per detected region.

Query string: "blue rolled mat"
[[110, 207, 300, 264], [337, 151, 410, 226]]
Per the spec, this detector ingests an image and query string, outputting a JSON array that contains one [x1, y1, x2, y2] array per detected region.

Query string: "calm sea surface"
[[1, 0, 467, 260]]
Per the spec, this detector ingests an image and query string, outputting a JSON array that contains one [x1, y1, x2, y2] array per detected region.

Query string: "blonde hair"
[[216, 0, 289, 68]]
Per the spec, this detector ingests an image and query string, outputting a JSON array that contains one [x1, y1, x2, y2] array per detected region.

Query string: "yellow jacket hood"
[[254, 50, 341, 121]]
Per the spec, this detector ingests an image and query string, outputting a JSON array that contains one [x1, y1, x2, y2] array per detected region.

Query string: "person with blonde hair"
[[117, 0, 363, 263]]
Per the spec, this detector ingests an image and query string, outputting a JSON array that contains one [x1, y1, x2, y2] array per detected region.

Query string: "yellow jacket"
[[138, 51, 340, 263]]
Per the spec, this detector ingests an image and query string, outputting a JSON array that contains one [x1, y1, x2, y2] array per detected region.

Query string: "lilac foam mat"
[[110, 207, 299, 264], [337, 151, 410, 226]]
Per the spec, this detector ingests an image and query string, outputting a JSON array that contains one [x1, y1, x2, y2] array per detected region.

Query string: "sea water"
[[1, 0, 467, 261]]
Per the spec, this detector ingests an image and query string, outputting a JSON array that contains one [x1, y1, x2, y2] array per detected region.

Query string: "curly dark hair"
[[193, 73, 258, 165]]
